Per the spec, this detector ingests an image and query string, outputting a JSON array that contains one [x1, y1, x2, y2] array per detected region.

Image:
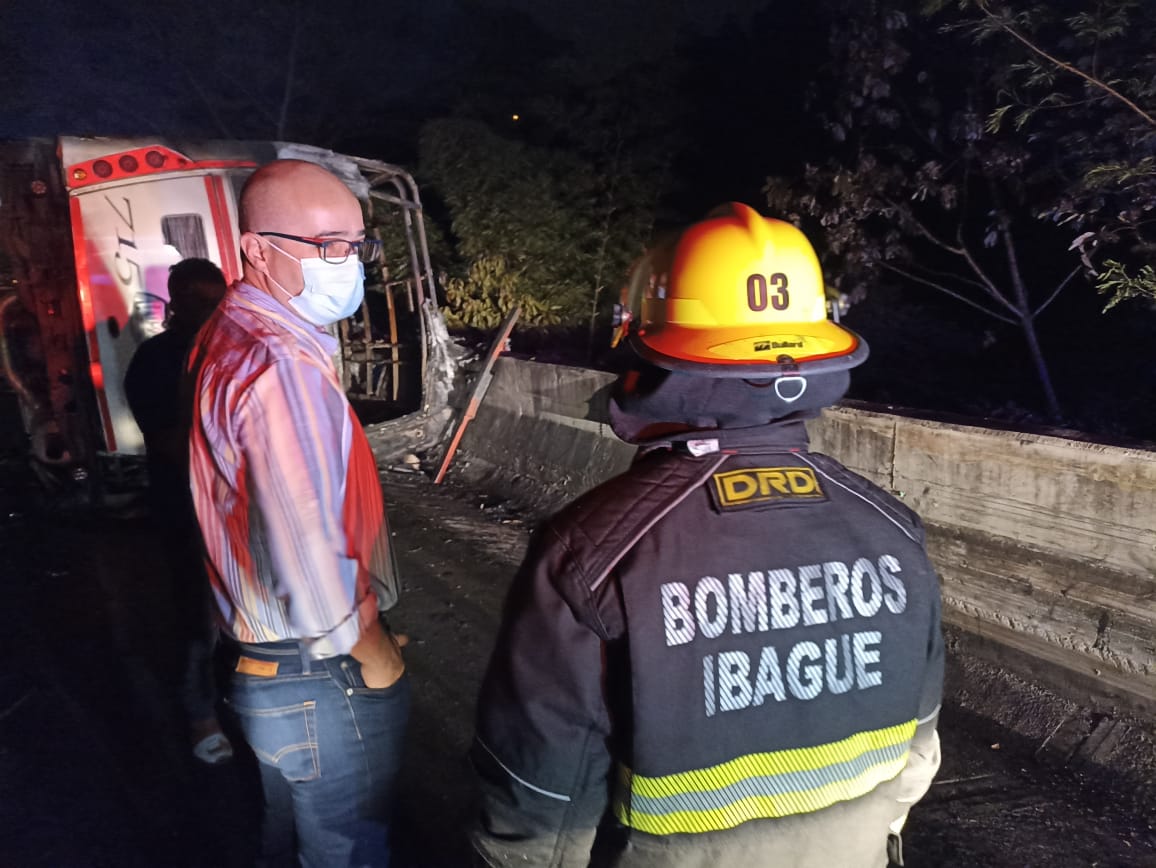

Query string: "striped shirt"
[[188, 281, 397, 659]]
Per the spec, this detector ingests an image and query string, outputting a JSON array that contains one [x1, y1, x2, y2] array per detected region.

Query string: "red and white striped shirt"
[[188, 281, 397, 659]]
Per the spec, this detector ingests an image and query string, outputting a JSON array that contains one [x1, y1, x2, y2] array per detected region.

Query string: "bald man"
[[188, 160, 409, 868]]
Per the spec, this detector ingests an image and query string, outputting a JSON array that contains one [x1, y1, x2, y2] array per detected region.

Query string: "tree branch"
[[954, 221, 1020, 315], [277, 12, 303, 140], [882, 198, 964, 255], [1032, 265, 1082, 317], [990, 193, 1034, 319], [907, 262, 992, 293], [880, 262, 1018, 323], [139, 16, 235, 138], [977, 0, 1156, 128], [212, 69, 281, 131], [1092, 0, 1104, 81], [880, 193, 1019, 315]]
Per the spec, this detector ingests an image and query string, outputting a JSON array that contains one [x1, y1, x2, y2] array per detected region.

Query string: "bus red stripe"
[[68, 197, 117, 452], [205, 175, 240, 283]]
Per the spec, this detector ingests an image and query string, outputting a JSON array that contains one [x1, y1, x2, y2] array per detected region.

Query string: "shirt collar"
[[232, 282, 340, 357]]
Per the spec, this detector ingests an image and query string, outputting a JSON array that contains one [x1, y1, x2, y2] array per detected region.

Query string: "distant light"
[[92, 160, 113, 178], [511, 114, 520, 121], [118, 154, 139, 173]]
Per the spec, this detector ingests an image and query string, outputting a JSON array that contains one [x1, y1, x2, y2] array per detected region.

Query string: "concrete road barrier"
[[450, 358, 1156, 712], [811, 404, 1156, 713], [452, 358, 633, 509]]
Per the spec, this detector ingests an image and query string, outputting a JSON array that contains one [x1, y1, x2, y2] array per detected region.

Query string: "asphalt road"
[[1, 461, 1153, 867]]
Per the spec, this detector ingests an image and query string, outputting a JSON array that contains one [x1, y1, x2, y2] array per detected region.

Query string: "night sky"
[[2, 1, 770, 138], [3, 0, 1154, 439], [0, 0, 832, 213]]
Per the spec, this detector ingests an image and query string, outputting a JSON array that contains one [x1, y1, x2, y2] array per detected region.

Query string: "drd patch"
[[709, 466, 826, 511]]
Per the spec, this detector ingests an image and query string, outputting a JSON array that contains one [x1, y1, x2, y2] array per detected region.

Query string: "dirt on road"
[[383, 467, 1156, 868], [1, 458, 1153, 867]]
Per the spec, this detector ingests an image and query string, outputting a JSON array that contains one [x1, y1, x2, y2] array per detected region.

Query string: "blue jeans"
[[225, 640, 411, 868]]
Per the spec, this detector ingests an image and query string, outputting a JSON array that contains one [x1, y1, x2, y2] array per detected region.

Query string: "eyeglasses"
[[257, 231, 382, 264]]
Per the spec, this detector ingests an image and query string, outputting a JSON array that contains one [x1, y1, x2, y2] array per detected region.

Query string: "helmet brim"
[[631, 320, 869, 377]]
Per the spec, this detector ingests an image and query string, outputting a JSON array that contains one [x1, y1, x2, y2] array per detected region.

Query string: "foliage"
[[418, 117, 603, 325], [441, 256, 561, 329], [417, 70, 680, 337], [932, 0, 1156, 306], [1096, 260, 1156, 310], [370, 206, 451, 285], [765, 1, 1075, 420], [529, 67, 685, 343]]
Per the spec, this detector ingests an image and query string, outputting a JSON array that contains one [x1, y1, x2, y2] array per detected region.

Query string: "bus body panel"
[[70, 172, 245, 454]]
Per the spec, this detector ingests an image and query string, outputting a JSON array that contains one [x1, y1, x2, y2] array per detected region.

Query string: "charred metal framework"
[[0, 137, 453, 493], [340, 153, 440, 410], [0, 140, 93, 478]]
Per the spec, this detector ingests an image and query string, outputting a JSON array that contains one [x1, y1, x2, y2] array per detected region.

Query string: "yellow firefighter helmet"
[[613, 203, 867, 377]]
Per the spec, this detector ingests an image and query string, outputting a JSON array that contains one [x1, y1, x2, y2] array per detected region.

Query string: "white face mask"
[[266, 241, 365, 326]]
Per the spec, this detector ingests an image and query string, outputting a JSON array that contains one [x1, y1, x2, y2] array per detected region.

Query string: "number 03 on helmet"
[[612, 203, 868, 378]]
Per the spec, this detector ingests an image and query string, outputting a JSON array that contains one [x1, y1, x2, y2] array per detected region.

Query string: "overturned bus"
[[0, 136, 458, 494]]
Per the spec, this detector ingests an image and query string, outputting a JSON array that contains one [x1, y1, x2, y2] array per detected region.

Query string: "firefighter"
[[471, 203, 943, 868]]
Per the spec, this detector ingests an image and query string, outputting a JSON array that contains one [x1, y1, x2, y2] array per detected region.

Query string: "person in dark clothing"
[[471, 204, 943, 868], [124, 257, 233, 765]]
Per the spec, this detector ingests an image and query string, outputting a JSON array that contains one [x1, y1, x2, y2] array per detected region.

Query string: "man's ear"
[[240, 232, 269, 271]]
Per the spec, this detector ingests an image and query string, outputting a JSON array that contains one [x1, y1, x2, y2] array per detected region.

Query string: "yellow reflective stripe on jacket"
[[614, 719, 916, 835]]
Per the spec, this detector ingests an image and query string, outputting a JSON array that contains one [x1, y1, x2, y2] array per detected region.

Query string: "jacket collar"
[[636, 416, 813, 457]]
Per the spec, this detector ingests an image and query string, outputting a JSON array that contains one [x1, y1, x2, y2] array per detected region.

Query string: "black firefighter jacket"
[[472, 420, 944, 868]]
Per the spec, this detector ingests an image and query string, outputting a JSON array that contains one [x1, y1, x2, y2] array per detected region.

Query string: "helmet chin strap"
[[774, 375, 807, 403]]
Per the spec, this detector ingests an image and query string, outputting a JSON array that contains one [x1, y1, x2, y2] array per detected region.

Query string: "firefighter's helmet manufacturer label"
[[710, 466, 826, 511]]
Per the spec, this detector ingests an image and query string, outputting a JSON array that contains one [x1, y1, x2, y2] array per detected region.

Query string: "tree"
[[418, 118, 596, 328], [932, 0, 1156, 308], [418, 66, 681, 343], [765, 3, 1082, 421], [529, 65, 685, 354]]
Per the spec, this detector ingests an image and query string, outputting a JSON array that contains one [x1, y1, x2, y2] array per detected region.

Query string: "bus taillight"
[[64, 145, 256, 191]]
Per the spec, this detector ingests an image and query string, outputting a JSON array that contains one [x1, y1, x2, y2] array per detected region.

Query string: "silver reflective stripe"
[[476, 738, 572, 802], [623, 740, 909, 817], [917, 704, 941, 725], [795, 453, 918, 543]]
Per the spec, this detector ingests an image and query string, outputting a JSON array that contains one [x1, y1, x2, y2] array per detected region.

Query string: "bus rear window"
[[161, 214, 209, 259]]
